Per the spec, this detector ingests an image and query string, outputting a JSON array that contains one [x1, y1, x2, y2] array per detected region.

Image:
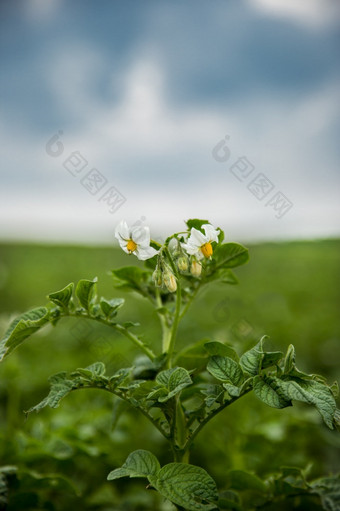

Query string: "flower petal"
[[181, 242, 199, 255], [132, 225, 151, 247], [135, 246, 159, 261], [115, 220, 130, 242], [202, 224, 220, 243], [188, 228, 208, 247]]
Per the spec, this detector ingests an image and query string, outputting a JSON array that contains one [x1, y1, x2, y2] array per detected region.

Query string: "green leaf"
[[154, 367, 192, 402], [201, 384, 225, 407], [253, 375, 292, 409], [48, 283, 74, 309], [150, 463, 218, 511], [214, 243, 249, 269], [186, 219, 210, 231], [204, 342, 239, 361], [239, 337, 281, 375], [274, 378, 337, 429], [223, 384, 240, 397], [107, 450, 160, 481], [207, 356, 244, 386], [75, 278, 97, 311], [227, 470, 267, 493], [111, 266, 151, 297], [310, 474, 340, 511], [100, 297, 124, 318], [262, 350, 284, 369], [283, 344, 295, 374], [0, 307, 49, 362], [26, 372, 74, 415], [239, 340, 263, 376]]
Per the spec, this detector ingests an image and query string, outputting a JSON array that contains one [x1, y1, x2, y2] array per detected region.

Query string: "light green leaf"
[[151, 463, 218, 511], [75, 278, 97, 311], [214, 243, 249, 269], [253, 376, 292, 409], [48, 283, 74, 309], [107, 450, 160, 481], [155, 367, 192, 402], [204, 342, 239, 361], [100, 297, 124, 318], [207, 356, 244, 386], [0, 307, 49, 362]]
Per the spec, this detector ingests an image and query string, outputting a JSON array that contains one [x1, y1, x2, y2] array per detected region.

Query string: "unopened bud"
[[152, 268, 163, 287], [190, 260, 202, 277], [177, 255, 188, 272], [163, 270, 177, 293]]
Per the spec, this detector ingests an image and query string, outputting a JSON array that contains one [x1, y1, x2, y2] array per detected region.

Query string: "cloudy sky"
[[0, 0, 339, 243]]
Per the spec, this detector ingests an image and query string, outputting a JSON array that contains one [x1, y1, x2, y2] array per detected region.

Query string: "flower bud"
[[190, 260, 202, 277], [177, 255, 188, 272], [152, 268, 163, 287], [163, 270, 177, 293]]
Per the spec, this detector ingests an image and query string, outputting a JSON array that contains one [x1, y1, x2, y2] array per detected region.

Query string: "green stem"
[[73, 384, 169, 439], [184, 388, 252, 452], [163, 247, 182, 368], [179, 282, 201, 319], [114, 324, 155, 360], [155, 288, 172, 353], [64, 312, 156, 361]]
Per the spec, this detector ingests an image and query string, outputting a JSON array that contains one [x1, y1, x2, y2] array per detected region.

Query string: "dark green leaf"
[[204, 342, 239, 361], [207, 356, 244, 386], [253, 375, 292, 409], [150, 463, 218, 511], [154, 367, 192, 402], [274, 377, 336, 429], [239, 340, 264, 376]]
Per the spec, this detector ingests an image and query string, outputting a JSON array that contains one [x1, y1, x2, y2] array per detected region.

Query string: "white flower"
[[182, 224, 220, 259], [115, 220, 159, 260]]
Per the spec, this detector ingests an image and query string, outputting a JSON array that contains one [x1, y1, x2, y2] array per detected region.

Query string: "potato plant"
[[1, 219, 339, 510]]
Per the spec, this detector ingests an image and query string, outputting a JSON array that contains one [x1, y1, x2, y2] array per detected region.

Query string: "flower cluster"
[[114, 220, 221, 292]]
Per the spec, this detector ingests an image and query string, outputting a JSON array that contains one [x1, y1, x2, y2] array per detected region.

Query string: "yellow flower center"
[[201, 242, 213, 258], [126, 239, 137, 253]]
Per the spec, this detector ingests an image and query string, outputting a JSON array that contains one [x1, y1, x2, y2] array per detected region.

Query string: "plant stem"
[[163, 247, 182, 368], [64, 312, 156, 360], [184, 388, 252, 452], [72, 384, 170, 439], [155, 288, 172, 353]]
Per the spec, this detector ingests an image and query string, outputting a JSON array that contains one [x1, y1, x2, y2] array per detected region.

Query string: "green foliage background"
[[0, 240, 339, 510]]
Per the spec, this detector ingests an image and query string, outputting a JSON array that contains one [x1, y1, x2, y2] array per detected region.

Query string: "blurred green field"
[[0, 240, 339, 510]]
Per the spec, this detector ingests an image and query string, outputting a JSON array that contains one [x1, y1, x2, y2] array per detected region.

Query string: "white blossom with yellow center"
[[182, 224, 220, 260], [115, 220, 159, 260]]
